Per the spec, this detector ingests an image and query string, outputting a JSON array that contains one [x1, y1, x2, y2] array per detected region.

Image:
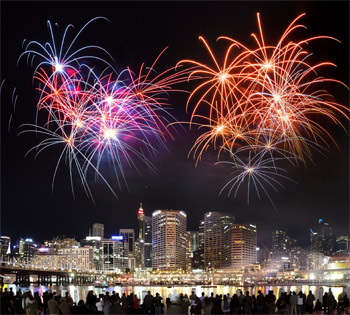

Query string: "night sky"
[[1, 1, 349, 249]]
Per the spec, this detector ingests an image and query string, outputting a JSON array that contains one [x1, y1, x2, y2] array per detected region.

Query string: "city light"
[[111, 236, 124, 241]]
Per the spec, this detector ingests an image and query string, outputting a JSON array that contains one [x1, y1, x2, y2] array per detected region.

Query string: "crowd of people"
[[1, 287, 349, 314]]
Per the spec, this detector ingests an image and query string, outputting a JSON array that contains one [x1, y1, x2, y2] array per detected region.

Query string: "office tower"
[[310, 230, 323, 253], [192, 221, 205, 270], [189, 231, 199, 253], [152, 210, 187, 271], [100, 236, 129, 272], [186, 232, 192, 271], [92, 223, 104, 238], [311, 219, 334, 255], [319, 220, 333, 255], [143, 215, 152, 269], [14, 238, 37, 263], [204, 212, 234, 269], [81, 236, 103, 270], [272, 229, 289, 254], [0, 236, 11, 261], [224, 224, 257, 269], [198, 220, 204, 250], [120, 229, 136, 270]]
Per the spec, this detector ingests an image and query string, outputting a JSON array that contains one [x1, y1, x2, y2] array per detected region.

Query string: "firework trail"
[[17, 18, 190, 200], [179, 13, 349, 204]]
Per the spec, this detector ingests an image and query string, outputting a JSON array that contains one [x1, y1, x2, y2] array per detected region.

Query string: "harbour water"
[[5, 283, 348, 304]]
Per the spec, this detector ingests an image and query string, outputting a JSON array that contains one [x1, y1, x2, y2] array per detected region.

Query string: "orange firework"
[[179, 12, 349, 165]]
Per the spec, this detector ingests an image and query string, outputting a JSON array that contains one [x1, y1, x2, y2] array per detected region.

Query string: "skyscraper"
[[204, 212, 234, 269], [120, 229, 136, 270], [272, 230, 289, 254], [92, 223, 104, 238], [0, 236, 11, 261], [320, 220, 333, 255], [15, 238, 37, 263], [310, 219, 334, 255], [224, 224, 257, 270], [152, 210, 187, 271], [100, 237, 129, 272], [143, 215, 152, 269], [198, 220, 204, 250]]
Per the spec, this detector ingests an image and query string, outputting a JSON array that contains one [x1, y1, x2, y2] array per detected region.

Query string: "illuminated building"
[[186, 232, 192, 271], [44, 235, 80, 252], [336, 235, 349, 253], [224, 224, 257, 269], [33, 249, 59, 269], [272, 230, 289, 254], [189, 231, 199, 253], [192, 221, 204, 270], [320, 220, 334, 255], [199, 221, 204, 250], [101, 236, 129, 272], [310, 219, 334, 255], [0, 236, 11, 261], [58, 247, 94, 271], [204, 212, 234, 269], [328, 254, 350, 269], [120, 229, 136, 270], [80, 236, 103, 270], [152, 210, 187, 271], [310, 230, 323, 253], [143, 216, 152, 269], [14, 238, 37, 263], [92, 223, 104, 238]]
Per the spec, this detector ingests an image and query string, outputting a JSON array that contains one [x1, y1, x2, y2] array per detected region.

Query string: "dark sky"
[[1, 1, 349, 249]]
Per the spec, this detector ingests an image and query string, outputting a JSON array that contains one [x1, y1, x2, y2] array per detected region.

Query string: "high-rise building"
[[120, 229, 136, 270], [320, 220, 333, 255], [272, 230, 289, 254], [143, 216, 152, 269], [224, 224, 257, 270], [204, 212, 234, 269], [189, 231, 199, 253], [152, 210, 187, 271], [100, 237, 129, 272], [185, 232, 192, 271], [198, 220, 204, 250], [192, 221, 205, 270], [0, 236, 11, 261], [81, 236, 103, 270], [92, 223, 104, 239], [14, 238, 37, 263], [336, 235, 349, 253], [310, 219, 334, 255], [310, 230, 323, 253]]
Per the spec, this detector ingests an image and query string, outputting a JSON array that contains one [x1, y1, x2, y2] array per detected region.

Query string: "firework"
[[17, 19, 190, 199], [179, 13, 349, 204]]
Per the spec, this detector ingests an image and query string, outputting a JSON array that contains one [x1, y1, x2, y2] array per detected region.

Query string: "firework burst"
[[179, 12, 349, 204]]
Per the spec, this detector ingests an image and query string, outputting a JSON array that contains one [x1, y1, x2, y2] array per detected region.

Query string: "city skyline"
[[1, 1, 349, 249]]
